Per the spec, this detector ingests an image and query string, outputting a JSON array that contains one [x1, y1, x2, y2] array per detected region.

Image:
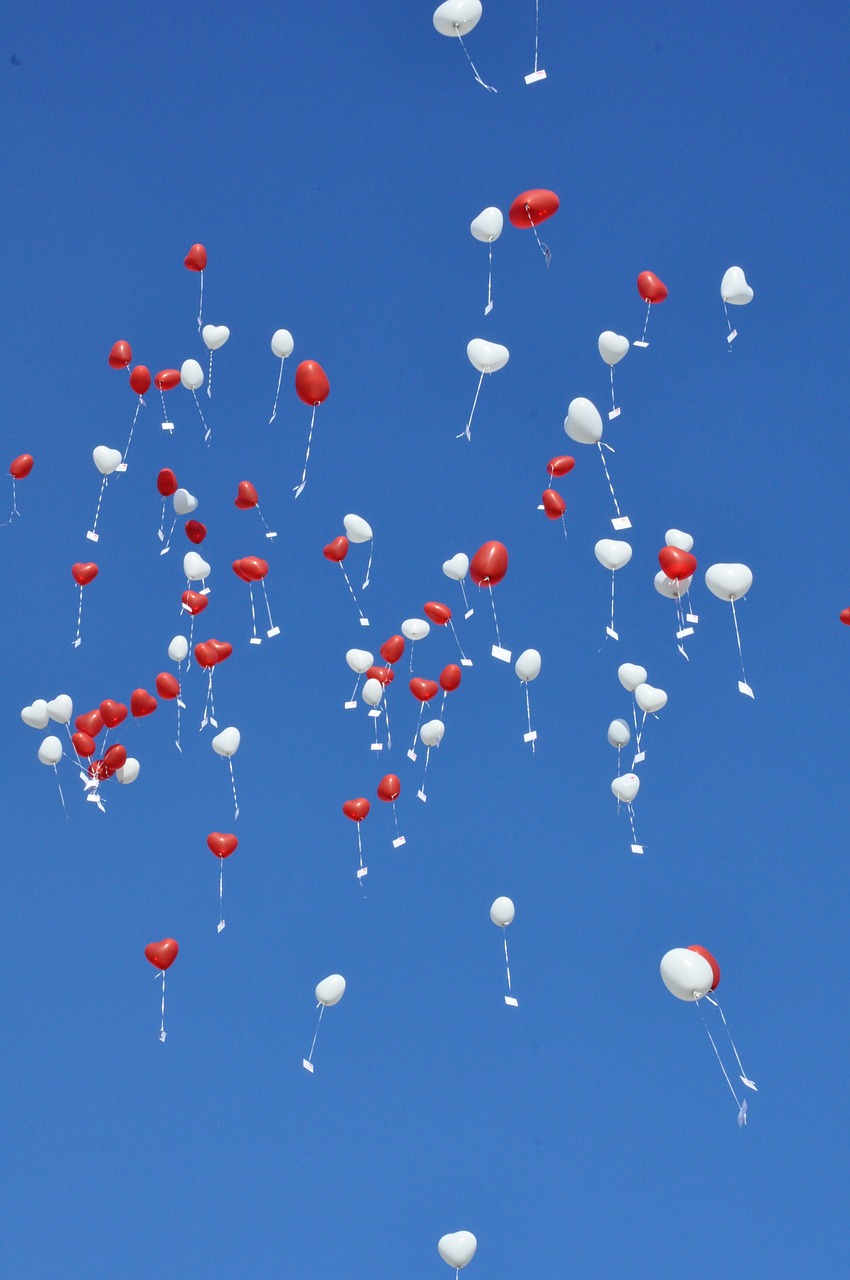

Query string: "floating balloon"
[[303, 974, 346, 1072], [420, 718, 444, 747], [547, 455, 575, 478], [185, 243, 207, 329], [115, 758, 140, 784], [155, 369, 180, 390], [100, 699, 128, 729], [634, 271, 668, 347], [721, 266, 753, 343], [509, 188, 558, 264], [269, 329, 294, 422], [343, 799, 370, 877], [659, 546, 697, 580], [470, 206, 503, 312], [490, 896, 517, 1003], [293, 361, 330, 496], [129, 365, 151, 395], [180, 359, 211, 441], [470, 541, 509, 659], [38, 735, 63, 765], [660, 948, 713, 1001], [595, 539, 632, 641], [156, 672, 180, 699], [515, 649, 540, 748], [146, 937, 178, 1041], [71, 563, 98, 647], [654, 571, 693, 600], [442, 552, 474, 618], [324, 536, 368, 626], [564, 396, 603, 445], [635, 682, 667, 714], [201, 324, 229, 398], [47, 695, 73, 724], [212, 727, 240, 756], [168, 635, 189, 662], [108, 340, 132, 370], [344, 514, 374, 586], [438, 1231, 477, 1271], [185, 520, 206, 544], [75, 709, 103, 736], [21, 700, 49, 729], [433, 1, 495, 93], [461, 339, 510, 441], [607, 718, 631, 748], [705, 564, 754, 696], [184, 551, 211, 583], [598, 331, 629, 418], [181, 590, 208, 615], [541, 488, 566, 520], [130, 689, 158, 718]]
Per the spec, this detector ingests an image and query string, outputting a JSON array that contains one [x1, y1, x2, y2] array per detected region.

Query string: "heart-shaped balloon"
[[617, 663, 647, 692], [100, 699, 128, 729], [564, 397, 603, 445], [72, 562, 99, 586], [184, 243, 207, 271], [180, 359, 204, 391], [420, 719, 445, 747], [598, 331, 630, 366], [841, 608, 850, 626], [660, 948, 713, 1001], [366, 665, 394, 685], [271, 328, 294, 358], [323, 536, 349, 562], [658, 546, 697, 580], [665, 528, 694, 552], [542, 488, 566, 519], [294, 360, 330, 406], [240, 557, 268, 582], [342, 798, 370, 821], [547, 455, 575, 477], [75, 709, 103, 736], [433, 0, 482, 37], [185, 520, 207, 544], [720, 265, 753, 305], [611, 772, 641, 803], [402, 618, 430, 642], [509, 187, 560, 226], [380, 635, 405, 663], [688, 944, 721, 990], [208, 638, 233, 661], [157, 468, 179, 497], [173, 488, 198, 516], [47, 695, 73, 724], [130, 689, 158, 717], [108, 340, 132, 369], [637, 271, 668, 303], [207, 832, 238, 858], [634, 683, 667, 714], [345, 648, 374, 674], [202, 324, 230, 350], [607, 718, 631, 747], [437, 1231, 478, 1269], [362, 678, 383, 707], [440, 664, 461, 692], [376, 774, 401, 802], [183, 551, 211, 581], [155, 672, 180, 699], [315, 974, 346, 1006], [212, 726, 240, 757], [21, 699, 49, 729], [594, 539, 632, 571], [469, 540, 508, 587], [38, 736, 63, 765], [470, 206, 503, 242], [235, 480, 259, 510], [467, 338, 510, 373], [424, 601, 451, 626], [442, 553, 469, 581], [115, 758, 140, 784], [181, 590, 208, 615], [705, 563, 753, 601], [409, 678, 439, 702], [102, 743, 127, 773], [72, 731, 97, 757], [490, 896, 515, 926], [129, 366, 151, 395], [145, 938, 179, 970], [194, 641, 219, 668], [343, 513, 373, 543], [654, 571, 692, 599], [155, 369, 181, 391], [10, 453, 34, 479]]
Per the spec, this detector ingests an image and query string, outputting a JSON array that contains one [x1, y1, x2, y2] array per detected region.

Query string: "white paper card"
[[160, 546, 170, 556], [686, 613, 699, 624], [356, 866, 368, 879], [359, 617, 370, 626], [265, 531, 277, 539], [525, 68, 547, 83], [737, 1100, 747, 1128], [407, 749, 417, 762], [727, 329, 738, 343], [249, 637, 262, 645], [740, 1075, 758, 1091], [492, 645, 512, 662], [505, 994, 519, 1006], [344, 701, 357, 710], [367, 709, 382, 718], [738, 680, 755, 699], [302, 1059, 314, 1073], [267, 626, 281, 638], [460, 658, 473, 667], [611, 515, 632, 530], [632, 751, 646, 765], [417, 789, 427, 803], [676, 626, 694, 639], [537, 503, 545, 510], [484, 301, 493, 315], [608, 407, 621, 420], [159, 1030, 167, 1042], [200, 587, 210, 595], [606, 626, 619, 640], [524, 730, 538, 743], [177, 699, 186, 709], [464, 608, 474, 619], [72, 638, 81, 647], [631, 843, 645, 855], [116, 462, 128, 472], [632, 340, 649, 348], [86, 531, 99, 543], [392, 836, 406, 848], [217, 920, 225, 933], [162, 421, 174, 432], [157, 529, 164, 541]]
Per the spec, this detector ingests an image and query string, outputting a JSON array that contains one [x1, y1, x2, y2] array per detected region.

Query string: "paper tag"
[[632, 340, 649, 349], [86, 530, 99, 543], [727, 329, 738, 343], [492, 645, 512, 662], [737, 1100, 747, 1128], [265, 531, 277, 539], [611, 515, 632, 530], [370, 742, 383, 751], [460, 658, 473, 667], [249, 637, 263, 645], [177, 699, 186, 709], [86, 791, 102, 803], [209, 716, 218, 728], [676, 626, 694, 639], [524, 730, 538, 743], [162, 421, 174, 432], [368, 708, 382, 718], [217, 920, 225, 933], [359, 617, 370, 626], [484, 301, 493, 315], [686, 613, 699, 624], [608, 407, 621, 420], [606, 626, 619, 640], [407, 749, 417, 762], [159, 1030, 167, 1042], [356, 866, 368, 879], [630, 843, 645, 855], [116, 462, 128, 472], [344, 701, 357, 710], [417, 789, 427, 803], [464, 608, 474, 619], [504, 994, 519, 1006], [392, 836, 406, 848], [537, 504, 545, 510], [72, 637, 82, 647], [157, 529, 165, 541], [543, 247, 552, 267], [738, 680, 755, 699], [200, 586, 211, 595], [632, 751, 645, 765], [524, 68, 547, 83], [267, 626, 281, 638], [740, 1075, 758, 1091], [302, 1059, 314, 1073], [159, 546, 170, 556]]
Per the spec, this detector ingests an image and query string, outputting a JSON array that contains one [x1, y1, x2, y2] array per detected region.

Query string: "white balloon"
[[173, 488, 198, 516], [470, 206, 503, 242], [514, 648, 541, 682], [665, 528, 694, 552], [705, 563, 752, 601], [617, 663, 647, 692], [47, 694, 73, 724], [362, 678, 383, 708], [660, 948, 714, 1001], [594, 539, 632, 571], [92, 445, 123, 476], [467, 338, 509, 373], [598, 331, 630, 366], [564, 396, 603, 445], [315, 974, 346, 1006], [183, 551, 211, 581], [212, 727, 240, 757], [346, 648, 373, 674], [271, 328, 294, 358], [433, 0, 482, 38], [607, 718, 631, 748], [438, 1232, 478, 1269], [490, 896, 515, 927], [442, 553, 469, 581], [420, 719, 445, 747], [720, 265, 754, 306], [611, 773, 640, 803], [201, 324, 230, 350], [21, 699, 49, 729], [402, 617, 430, 642], [168, 635, 189, 663], [38, 735, 63, 765], [654, 570, 692, 599], [343, 514, 373, 543], [180, 359, 204, 391], [635, 682, 667, 714], [116, 757, 140, 784]]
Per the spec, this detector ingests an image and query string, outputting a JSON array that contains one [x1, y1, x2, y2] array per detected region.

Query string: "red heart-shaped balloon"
[[72, 562, 99, 586], [75, 709, 103, 736], [71, 730, 97, 758], [637, 270, 668, 304], [380, 635, 405, 664], [157, 468, 178, 497], [129, 365, 151, 396], [194, 642, 219, 669], [88, 758, 112, 781], [342, 798, 370, 822], [108, 340, 132, 370], [410, 677, 439, 703], [103, 743, 127, 772], [366, 665, 394, 685], [509, 188, 560, 227], [841, 608, 850, 626], [542, 489, 566, 520], [424, 601, 451, 626], [155, 369, 180, 391], [323, 536, 349, 563], [688, 944, 721, 990], [240, 556, 268, 582], [130, 689, 158, 717], [376, 774, 401, 803], [184, 243, 207, 272], [235, 480, 259, 510], [100, 699, 128, 728], [185, 520, 207, 544], [440, 664, 462, 692], [469, 540, 508, 587], [295, 360, 330, 406], [181, 590, 208, 616], [10, 453, 34, 479], [232, 559, 251, 582], [155, 672, 180, 699], [547, 455, 575, 478], [207, 832, 238, 858], [658, 546, 697, 580], [207, 638, 233, 662], [145, 938, 179, 971]]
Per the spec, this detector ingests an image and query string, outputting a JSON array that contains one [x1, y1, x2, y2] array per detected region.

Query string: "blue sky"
[[2, 2, 848, 1276]]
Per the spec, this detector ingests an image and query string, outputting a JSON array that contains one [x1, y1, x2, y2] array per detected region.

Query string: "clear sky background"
[[2, 2, 848, 1276]]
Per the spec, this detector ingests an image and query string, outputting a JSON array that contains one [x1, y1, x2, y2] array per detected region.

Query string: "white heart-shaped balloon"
[[47, 694, 73, 724], [93, 445, 123, 475], [38, 735, 63, 765], [618, 663, 648, 692], [660, 948, 714, 1001], [467, 338, 509, 373], [665, 528, 694, 552], [611, 772, 640, 803], [168, 635, 189, 662], [515, 648, 541, 682], [594, 538, 632, 571], [635, 682, 667, 713], [720, 265, 753, 306], [607, 718, 631, 747], [116, 758, 140, 784], [21, 699, 49, 729], [433, 1, 482, 38], [315, 974, 346, 1006], [470, 206, 503, 243], [202, 324, 230, 350], [346, 648, 373, 674], [183, 551, 211, 581], [490, 896, 515, 926], [180, 359, 204, 391], [173, 488, 198, 516], [705, 563, 753, 601], [564, 396, 603, 445], [362, 678, 383, 707], [654, 570, 692, 599], [271, 328, 294, 358], [402, 617, 430, 641], [438, 1231, 478, 1269], [598, 331, 630, 366], [420, 718, 445, 747], [343, 513, 373, 543], [442, 553, 469, 581], [212, 727, 240, 757]]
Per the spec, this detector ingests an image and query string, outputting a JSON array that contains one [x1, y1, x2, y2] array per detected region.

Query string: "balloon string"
[[455, 28, 497, 91], [596, 441, 622, 518], [307, 1003, 325, 1065], [696, 999, 743, 1112], [160, 971, 167, 1041], [392, 800, 400, 839], [724, 300, 733, 336], [187, 613, 196, 657], [256, 504, 275, 537], [459, 370, 486, 441], [635, 708, 646, 753], [89, 476, 109, 538], [11, 476, 19, 517], [383, 691, 392, 749], [448, 618, 469, 662], [207, 348, 214, 398], [219, 859, 224, 928], [640, 299, 651, 343], [627, 801, 640, 848], [560, 511, 568, 540], [674, 591, 690, 661], [228, 757, 240, 819], [409, 642, 415, 674], [440, 690, 447, 718], [610, 570, 616, 635], [532, 0, 540, 72], [411, 704, 424, 754], [349, 675, 361, 703], [197, 270, 204, 332], [486, 242, 493, 313], [373, 710, 382, 750], [73, 584, 84, 647], [524, 203, 551, 265], [175, 694, 183, 753], [631, 695, 639, 744], [730, 598, 749, 685], [261, 580, 276, 631], [201, 669, 217, 729], [269, 358, 285, 424], [192, 389, 211, 444], [524, 683, 535, 753], [610, 365, 617, 413], [162, 515, 178, 553], [362, 540, 373, 590], [159, 388, 168, 421], [293, 405, 317, 498], [248, 583, 259, 640], [339, 562, 366, 622], [459, 579, 472, 615], [53, 764, 68, 819], [123, 398, 143, 463], [705, 995, 754, 1086], [503, 930, 513, 993], [421, 744, 432, 795], [356, 821, 364, 872], [487, 582, 503, 648]]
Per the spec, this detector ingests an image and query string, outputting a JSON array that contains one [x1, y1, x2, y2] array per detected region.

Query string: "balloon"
[[362, 677, 384, 707], [342, 798, 370, 821], [38, 736, 63, 765], [343, 513, 373, 543], [380, 635, 405, 664], [102, 743, 127, 773], [366, 665, 394, 685], [168, 635, 189, 662], [46, 695, 73, 724], [424, 601, 451, 626], [438, 1232, 478, 1270], [108, 340, 132, 369], [155, 672, 180, 699], [442, 554, 469, 584], [547, 455, 575, 478], [72, 562, 98, 586], [439, 664, 461, 692], [607, 718, 631, 747], [323, 536, 349, 562], [202, 324, 230, 350], [183, 551, 211, 582], [185, 519, 207, 544], [180, 359, 204, 391], [433, 0, 482, 37], [598, 331, 630, 365], [315, 974, 346, 1006], [541, 489, 566, 519], [240, 556, 268, 582], [377, 774, 401, 802], [181, 590, 208, 615], [509, 189, 560, 226], [115, 758, 140, 784], [654, 571, 692, 599], [207, 832, 238, 858], [611, 773, 640, 803], [564, 397, 603, 445], [490, 896, 515, 927], [130, 689, 158, 717], [665, 528, 694, 552], [514, 648, 541, 682], [129, 366, 151, 395], [184, 244, 207, 271], [617, 663, 647, 691], [720, 266, 753, 305], [594, 539, 632, 571], [660, 948, 713, 1001], [211, 727, 240, 757], [688, 945, 721, 990], [194, 641, 219, 668], [145, 938, 179, 970], [402, 617, 431, 642], [470, 206, 503, 242], [155, 369, 181, 391], [634, 683, 667, 714], [409, 678, 439, 702], [208, 638, 233, 661], [21, 700, 49, 729], [157, 468, 178, 497], [637, 271, 668, 303], [705, 563, 753, 601], [469, 540, 508, 586], [100, 700, 128, 729], [271, 328, 294, 358], [841, 609, 850, 626], [232, 559, 251, 583], [9, 454, 34, 479], [75, 709, 103, 736], [295, 360, 330, 406], [235, 480, 259, 510], [92, 445, 123, 476], [467, 338, 509, 373], [173, 488, 198, 515], [658, 546, 697, 580], [346, 648, 374, 674], [420, 719, 445, 747]]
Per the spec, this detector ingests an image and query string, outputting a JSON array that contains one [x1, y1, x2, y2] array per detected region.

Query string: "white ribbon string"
[[610, 365, 617, 414], [218, 859, 225, 931], [306, 1003, 325, 1066], [503, 930, 513, 994], [159, 971, 167, 1042], [356, 821, 365, 874], [609, 570, 617, 637], [362, 540, 373, 590], [159, 388, 168, 422], [248, 583, 259, 641], [88, 476, 109, 540], [525, 203, 551, 265], [410, 704, 425, 755], [532, 0, 540, 73], [207, 348, 214, 398], [730, 599, 749, 686], [349, 675, 362, 703], [161, 516, 178, 554], [420, 744, 433, 799], [392, 800, 401, 840], [627, 802, 640, 849], [448, 618, 470, 663], [696, 999, 743, 1113], [459, 370, 486, 441], [123, 397, 143, 464], [705, 995, 756, 1089], [197, 271, 204, 332], [227, 757, 240, 819], [524, 683, 536, 753], [175, 693, 183, 753], [458, 579, 473, 617], [53, 764, 68, 819], [486, 242, 493, 314], [72, 584, 85, 648], [256, 504, 276, 538], [11, 477, 19, 519], [456, 27, 497, 92], [293, 404, 317, 498], [261, 580, 277, 634], [724, 300, 733, 336], [200, 669, 217, 730], [269, 358, 285, 424], [339, 563, 366, 624], [487, 582, 503, 648], [192, 390, 211, 444], [383, 691, 392, 749], [639, 299, 651, 344], [596, 441, 623, 518], [408, 642, 415, 674]]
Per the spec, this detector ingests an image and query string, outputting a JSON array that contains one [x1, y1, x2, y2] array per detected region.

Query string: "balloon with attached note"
[[564, 397, 603, 445], [343, 514, 374, 587], [433, 2, 495, 93], [200, 324, 229, 398], [461, 340, 509, 441], [509, 188, 559, 264], [720, 266, 753, 343], [212, 728, 241, 817], [470, 206, 503, 313], [595, 540, 632, 641], [293, 361, 330, 497], [598, 331, 629, 418], [705, 564, 754, 696], [180, 359, 211, 442], [303, 974, 346, 1072], [612, 773, 643, 853], [634, 271, 667, 347]]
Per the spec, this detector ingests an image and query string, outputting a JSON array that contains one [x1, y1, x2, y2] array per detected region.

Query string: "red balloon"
[[208, 638, 233, 662], [72, 562, 98, 586], [235, 480, 259, 510], [380, 635, 405, 664], [9, 453, 34, 479], [542, 489, 566, 520], [323, 536, 349, 563], [232, 559, 251, 583], [469, 540, 508, 587], [145, 938, 179, 971], [108, 340, 132, 370], [185, 520, 207, 544], [342, 798, 370, 822], [130, 688, 158, 717], [100, 699, 128, 729], [508, 188, 560, 228], [376, 774, 401, 802], [129, 365, 151, 396], [102, 743, 127, 772], [424, 601, 451, 626], [184, 243, 207, 271], [155, 369, 180, 391], [155, 672, 180, 699], [240, 556, 268, 582], [841, 608, 850, 626], [295, 360, 330, 406], [207, 832, 238, 858], [410, 677, 439, 703], [439, 664, 461, 692], [366, 665, 395, 685], [688, 945, 721, 990], [181, 589, 208, 615], [88, 758, 113, 781], [194, 642, 219, 668], [658, 547, 697, 580], [547, 455, 575, 478], [71, 731, 97, 758], [75, 709, 103, 736], [157, 468, 178, 497], [637, 271, 668, 304]]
